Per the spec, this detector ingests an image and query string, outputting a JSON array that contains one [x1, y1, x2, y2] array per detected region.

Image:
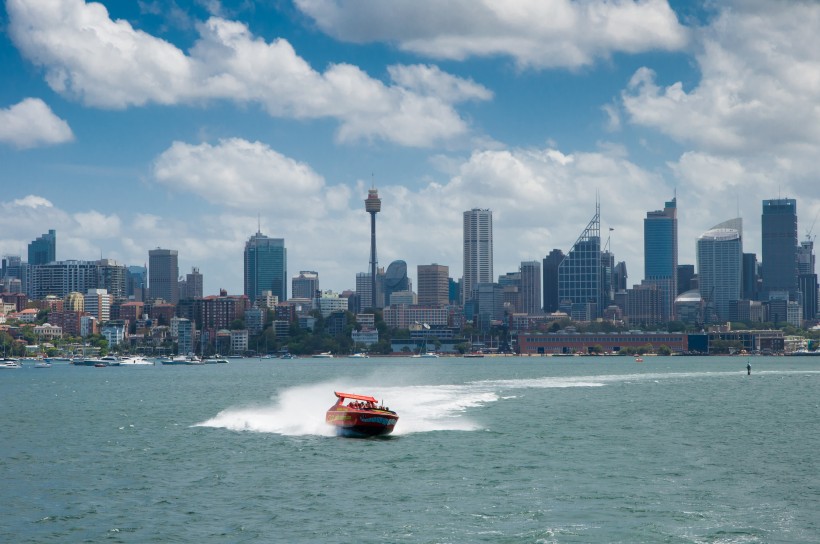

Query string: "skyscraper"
[[149, 248, 179, 304], [292, 271, 320, 300], [186, 267, 203, 299], [697, 219, 742, 323], [558, 204, 602, 320], [417, 264, 449, 306], [28, 229, 56, 265], [644, 198, 678, 321], [542, 249, 564, 312], [383, 260, 409, 306], [761, 198, 798, 301], [463, 208, 493, 304], [244, 232, 287, 303], [520, 261, 542, 315]]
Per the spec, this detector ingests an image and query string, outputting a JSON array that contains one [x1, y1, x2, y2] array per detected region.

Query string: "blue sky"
[[1, 0, 818, 296]]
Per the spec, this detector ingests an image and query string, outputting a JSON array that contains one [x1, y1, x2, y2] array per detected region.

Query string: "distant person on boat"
[[747, 362, 751, 375]]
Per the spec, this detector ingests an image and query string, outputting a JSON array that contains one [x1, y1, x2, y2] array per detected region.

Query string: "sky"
[[1, 0, 819, 297]]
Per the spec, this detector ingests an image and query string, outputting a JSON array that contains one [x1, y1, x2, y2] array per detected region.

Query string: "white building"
[[316, 291, 348, 318], [230, 329, 248, 354], [463, 208, 493, 304], [101, 322, 125, 346], [352, 328, 379, 347], [84, 288, 112, 322]]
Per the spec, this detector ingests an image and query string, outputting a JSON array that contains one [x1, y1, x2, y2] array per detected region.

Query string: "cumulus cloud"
[[294, 0, 688, 69], [0, 98, 74, 149], [152, 138, 328, 213], [7, 0, 491, 147]]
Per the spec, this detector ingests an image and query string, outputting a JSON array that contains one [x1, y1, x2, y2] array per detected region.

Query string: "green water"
[[1, 356, 818, 542]]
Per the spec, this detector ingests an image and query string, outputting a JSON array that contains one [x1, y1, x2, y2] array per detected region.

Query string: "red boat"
[[326, 392, 399, 438]]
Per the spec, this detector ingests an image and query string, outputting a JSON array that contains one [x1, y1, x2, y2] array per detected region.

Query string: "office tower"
[[644, 198, 678, 321], [149, 248, 179, 304], [761, 198, 798, 300], [558, 204, 602, 320], [292, 271, 320, 300], [697, 218, 742, 323], [384, 260, 409, 307], [1, 255, 26, 294], [28, 229, 56, 265], [97, 259, 127, 299], [365, 188, 381, 309], [797, 239, 815, 276], [676, 264, 695, 296], [742, 253, 759, 301], [356, 272, 373, 310], [499, 271, 521, 313], [417, 264, 449, 306], [542, 249, 564, 312], [186, 267, 203, 299], [463, 208, 493, 303], [601, 250, 615, 309], [613, 261, 628, 292], [520, 261, 542, 315], [798, 239, 817, 320], [244, 232, 287, 303], [126, 266, 147, 300]]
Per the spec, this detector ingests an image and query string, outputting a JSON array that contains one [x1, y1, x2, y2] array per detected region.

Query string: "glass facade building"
[[761, 198, 798, 300], [148, 248, 179, 304], [28, 229, 56, 265], [244, 232, 287, 303], [643, 198, 678, 321], [697, 219, 742, 323], [558, 206, 601, 319]]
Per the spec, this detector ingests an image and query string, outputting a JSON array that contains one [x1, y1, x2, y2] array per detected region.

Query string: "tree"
[[657, 345, 673, 356]]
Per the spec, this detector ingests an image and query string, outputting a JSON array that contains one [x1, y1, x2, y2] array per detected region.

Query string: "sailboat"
[[412, 323, 439, 358]]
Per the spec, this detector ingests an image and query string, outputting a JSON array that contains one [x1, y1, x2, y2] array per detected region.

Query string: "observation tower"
[[365, 187, 381, 308]]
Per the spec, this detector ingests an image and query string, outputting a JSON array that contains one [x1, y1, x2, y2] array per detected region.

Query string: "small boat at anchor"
[[325, 392, 399, 438]]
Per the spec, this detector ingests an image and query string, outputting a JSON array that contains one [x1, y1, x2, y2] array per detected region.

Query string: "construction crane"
[[806, 210, 819, 243]]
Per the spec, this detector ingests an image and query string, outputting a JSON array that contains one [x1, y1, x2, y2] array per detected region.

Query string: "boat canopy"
[[335, 392, 378, 403]]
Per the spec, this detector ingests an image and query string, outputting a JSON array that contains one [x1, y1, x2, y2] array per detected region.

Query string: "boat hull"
[[326, 408, 398, 438]]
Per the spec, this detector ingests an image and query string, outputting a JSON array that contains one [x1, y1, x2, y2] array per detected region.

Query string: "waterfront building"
[[28, 229, 56, 265], [384, 260, 409, 307], [291, 271, 319, 300], [101, 321, 125, 347], [558, 204, 602, 319], [149, 248, 179, 304], [519, 331, 688, 355], [463, 209, 494, 304], [520, 261, 542, 315], [761, 198, 799, 301], [230, 330, 248, 355], [417, 264, 449, 306], [244, 232, 287, 303], [643, 198, 678, 321], [383, 304, 449, 329], [176, 318, 194, 355], [697, 218, 742, 323]]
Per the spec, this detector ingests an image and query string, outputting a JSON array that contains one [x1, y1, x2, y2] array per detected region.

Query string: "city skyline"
[[2, 1, 820, 294]]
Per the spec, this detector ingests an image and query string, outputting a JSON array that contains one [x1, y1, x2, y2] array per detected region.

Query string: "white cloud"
[[294, 0, 689, 69], [7, 0, 491, 147], [0, 98, 74, 149], [152, 138, 328, 214]]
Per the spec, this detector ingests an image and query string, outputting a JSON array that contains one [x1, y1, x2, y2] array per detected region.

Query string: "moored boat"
[[326, 392, 399, 438], [1, 358, 22, 369], [119, 355, 153, 366], [312, 352, 334, 358]]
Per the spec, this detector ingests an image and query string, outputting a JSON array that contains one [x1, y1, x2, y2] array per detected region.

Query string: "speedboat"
[[119, 356, 153, 366], [412, 352, 439, 358], [326, 392, 399, 438], [1, 358, 22, 369], [348, 353, 369, 358], [312, 352, 334, 358], [34, 361, 52, 368], [204, 356, 229, 364]]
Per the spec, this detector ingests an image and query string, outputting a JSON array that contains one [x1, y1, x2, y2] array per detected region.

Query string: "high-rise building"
[[542, 249, 564, 312], [292, 271, 319, 300], [761, 198, 798, 301], [613, 261, 628, 293], [384, 260, 409, 307], [463, 209, 493, 304], [644, 198, 678, 321], [697, 218, 742, 323], [244, 232, 287, 303], [185, 267, 203, 299], [28, 260, 101, 300], [676, 264, 695, 296], [417, 264, 449, 306], [126, 265, 147, 301], [520, 261, 541, 315], [798, 238, 817, 320], [97, 259, 127, 300], [356, 272, 373, 310], [741, 253, 759, 301], [84, 288, 112, 322], [28, 229, 56, 265], [558, 204, 602, 319], [149, 248, 179, 304]]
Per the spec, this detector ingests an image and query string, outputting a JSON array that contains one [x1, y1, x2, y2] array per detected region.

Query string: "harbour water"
[[2, 356, 819, 543]]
